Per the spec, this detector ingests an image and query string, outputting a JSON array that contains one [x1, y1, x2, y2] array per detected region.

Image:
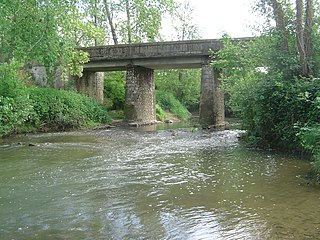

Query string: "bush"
[[28, 88, 111, 131], [0, 63, 34, 137], [238, 77, 320, 150], [104, 72, 125, 109], [156, 90, 190, 121], [298, 125, 320, 180], [156, 104, 166, 121], [156, 69, 200, 111]]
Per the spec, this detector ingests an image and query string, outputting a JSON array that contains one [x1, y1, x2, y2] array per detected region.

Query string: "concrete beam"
[[83, 56, 207, 71]]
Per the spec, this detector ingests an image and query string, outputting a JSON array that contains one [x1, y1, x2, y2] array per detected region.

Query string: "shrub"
[[104, 72, 125, 109], [0, 63, 34, 137], [156, 69, 200, 111], [238, 77, 320, 150], [156, 90, 190, 120], [156, 104, 166, 121], [298, 125, 320, 180], [28, 88, 111, 131]]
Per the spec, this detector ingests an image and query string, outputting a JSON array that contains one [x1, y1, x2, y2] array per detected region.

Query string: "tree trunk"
[[103, 0, 118, 45], [269, 0, 289, 52], [296, 0, 308, 77], [125, 0, 132, 43], [94, 0, 98, 46], [304, 0, 314, 69], [0, 34, 4, 64]]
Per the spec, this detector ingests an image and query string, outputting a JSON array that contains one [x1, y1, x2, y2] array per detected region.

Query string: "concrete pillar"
[[213, 70, 225, 126], [125, 65, 156, 124], [74, 71, 104, 104], [199, 64, 225, 126], [200, 64, 215, 125]]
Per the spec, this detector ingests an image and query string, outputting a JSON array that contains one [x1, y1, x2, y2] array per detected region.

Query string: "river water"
[[0, 126, 320, 239]]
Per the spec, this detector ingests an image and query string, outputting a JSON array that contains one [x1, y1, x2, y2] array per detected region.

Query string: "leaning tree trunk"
[[103, 0, 118, 45]]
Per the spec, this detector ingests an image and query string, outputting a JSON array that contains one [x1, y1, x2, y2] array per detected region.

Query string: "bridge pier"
[[199, 64, 225, 126], [125, 65, 156, 124], [74, 71, 104, 104]]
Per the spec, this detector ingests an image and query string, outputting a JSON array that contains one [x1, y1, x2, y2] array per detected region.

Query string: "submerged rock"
[[164, 119, 173, 124]]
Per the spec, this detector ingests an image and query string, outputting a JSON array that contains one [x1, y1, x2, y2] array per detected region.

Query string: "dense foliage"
[[0, 0, 98, 80], [29, 88, 111, 131], [156, 69, 201, 112], [104, 72, 126, 110], [0, 64, 33, 136], [156, 90, 190, 121], [0, 64, 110, 137], [212, 0, 320, 179]]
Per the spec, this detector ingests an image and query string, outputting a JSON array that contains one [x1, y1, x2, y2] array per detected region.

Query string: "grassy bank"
[[0, 64, 111, 137]]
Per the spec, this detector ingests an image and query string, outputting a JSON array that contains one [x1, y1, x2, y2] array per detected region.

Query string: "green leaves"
[[28, 87, 111, 131], [105, 0, 177, 43], [156, 90, 190, 121], [156, 69, 201, 111], [104, 71, 126, 109], [0, 0, 100, 82], [0, 63, 33, 136]]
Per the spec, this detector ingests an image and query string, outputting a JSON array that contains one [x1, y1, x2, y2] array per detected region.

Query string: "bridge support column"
[[74, 71, 104, 104], [125, 65, 156, 124], [199, 64, 225, 126]]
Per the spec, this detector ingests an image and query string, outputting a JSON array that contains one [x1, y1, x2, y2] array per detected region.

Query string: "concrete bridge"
[[75, 38, 251, 126]]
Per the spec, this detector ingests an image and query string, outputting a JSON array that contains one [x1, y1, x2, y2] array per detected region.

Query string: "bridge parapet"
[[80, 39, 222, 61]]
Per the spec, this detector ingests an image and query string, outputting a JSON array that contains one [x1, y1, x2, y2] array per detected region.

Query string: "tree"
[[0, 0, 105, 79], [256, 0, 316, 77], [211, 0, 320, 153], [102, 0, 176, 44], [295, 0, 314, 77], [296, 0, 308, 76], [270, 0, 289, 52], [103, 0, 119, 44], [172, 0, 200, 41]]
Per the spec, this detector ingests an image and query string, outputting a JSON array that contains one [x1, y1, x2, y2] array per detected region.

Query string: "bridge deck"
[[80, 38, 252, 71]]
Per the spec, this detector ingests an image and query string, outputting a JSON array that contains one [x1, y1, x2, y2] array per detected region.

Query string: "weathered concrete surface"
[[125, 65, 156, 124], [80, 38, 252, 71], [74, 71, 104, 104], [213, 71, 225, 126], [29, 65, 66, 89], [199, 65, 225, 126], [199, 64, 215, 125]]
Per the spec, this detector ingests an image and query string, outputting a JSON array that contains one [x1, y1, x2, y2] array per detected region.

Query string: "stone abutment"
[[74, 71, 104, 104]]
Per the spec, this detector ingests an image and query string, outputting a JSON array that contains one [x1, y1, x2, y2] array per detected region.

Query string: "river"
[[0, 126, 319, 239]]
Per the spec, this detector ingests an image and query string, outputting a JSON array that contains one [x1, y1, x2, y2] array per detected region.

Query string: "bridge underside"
[[83, 56, 207, 71]]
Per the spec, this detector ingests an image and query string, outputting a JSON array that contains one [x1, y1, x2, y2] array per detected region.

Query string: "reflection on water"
[[0, 127, 320, 239]]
